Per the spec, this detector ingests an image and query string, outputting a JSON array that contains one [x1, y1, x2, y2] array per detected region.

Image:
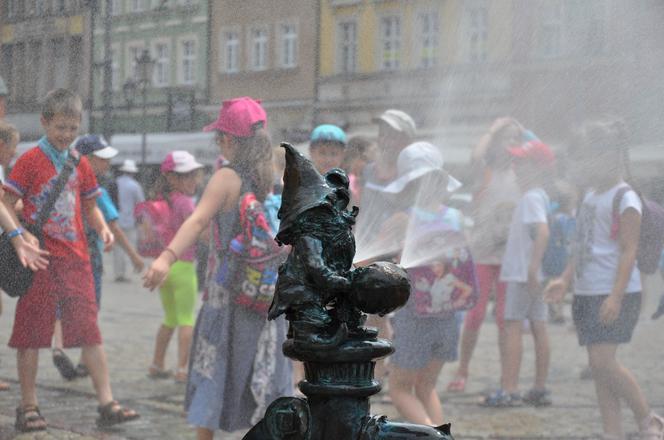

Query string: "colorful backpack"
[[611, 186, 664, 274], [134, 200, 172, 258], [216, 193, 287, 316]]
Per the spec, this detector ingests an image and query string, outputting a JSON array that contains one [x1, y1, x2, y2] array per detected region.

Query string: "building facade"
[[91, 0, 210, 134], [0, 0, 91, 138], [208, 0, 318, 143]]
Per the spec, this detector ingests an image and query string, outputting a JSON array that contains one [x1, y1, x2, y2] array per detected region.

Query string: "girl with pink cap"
[[143, 98, 291, 440]]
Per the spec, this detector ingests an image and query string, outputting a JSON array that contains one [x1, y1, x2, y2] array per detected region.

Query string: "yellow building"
[[317, 0, 514, 148]]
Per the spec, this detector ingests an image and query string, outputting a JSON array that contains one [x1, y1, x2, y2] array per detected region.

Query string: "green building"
[[91, 0, 210, 135]]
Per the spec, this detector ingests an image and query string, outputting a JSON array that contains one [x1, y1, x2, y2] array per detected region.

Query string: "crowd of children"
[[1, 87, 663, 440]]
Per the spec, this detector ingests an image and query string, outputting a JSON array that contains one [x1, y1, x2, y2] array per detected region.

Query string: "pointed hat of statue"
[[276, 143, 338, 243]]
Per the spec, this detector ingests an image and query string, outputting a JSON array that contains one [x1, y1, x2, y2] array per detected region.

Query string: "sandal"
[[174, 367, 188, 384], [522, 388, 552, 407], [96, 400, 140, 428], [147, 364, 172, 379], [479, 389, 522, 407], [640, 412, 664, 440], [52, 349, 78, 381], [0, 380, 10, 391], [15, 405, 47, 432], [446, 375, 467, 393]]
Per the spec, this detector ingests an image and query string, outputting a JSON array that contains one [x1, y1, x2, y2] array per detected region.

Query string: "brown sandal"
[[15, 405, 47, 432], [96, 400, 140, 428]]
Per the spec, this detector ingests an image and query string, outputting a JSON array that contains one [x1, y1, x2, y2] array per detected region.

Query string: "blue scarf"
[[38, 136, 70, 173]]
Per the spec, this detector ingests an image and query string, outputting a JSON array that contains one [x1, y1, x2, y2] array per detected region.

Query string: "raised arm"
[[143, 167, 242, 290]]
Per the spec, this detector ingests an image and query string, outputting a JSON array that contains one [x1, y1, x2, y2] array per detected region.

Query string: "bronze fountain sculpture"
[[244, 143, 455, 440]]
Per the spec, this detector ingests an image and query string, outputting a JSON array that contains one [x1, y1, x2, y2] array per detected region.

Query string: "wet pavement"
[[0, 264, 662, 440]]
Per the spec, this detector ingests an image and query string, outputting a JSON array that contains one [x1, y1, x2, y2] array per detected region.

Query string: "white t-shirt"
[[500, 188, 549, 283], [116, 174, 145, 229], [574, 182, 642, 296]]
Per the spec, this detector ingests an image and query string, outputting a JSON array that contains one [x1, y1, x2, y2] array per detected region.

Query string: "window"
[[250, 28, 268, 71], [536, 1, 564, 58], [153, 42, 170, 86], [222, 30, 240, 73], [380, 15, 401, 70], [466, 2, 489, 62], [279, 23, 298, 68], [418, 11, 439, 68], [337, 20, 357, 74], [130, 0, 150, 12], [127, 44, 144, 79], [108, 0, 122, 15], [55, 0, 67, 14], [34, 0, 46, 15], [110, 47, 120, 90], [180, 39, 196, 84]]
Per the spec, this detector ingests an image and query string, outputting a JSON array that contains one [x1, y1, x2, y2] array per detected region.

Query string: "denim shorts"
[[390, 310, 459, 370], [572, 293, 641, 346]]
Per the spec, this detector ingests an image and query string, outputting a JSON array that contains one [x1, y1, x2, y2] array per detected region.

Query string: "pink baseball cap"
[[203, 97, 267, 137], [161, 150, 204, 174], [508, 140, 556, 167]]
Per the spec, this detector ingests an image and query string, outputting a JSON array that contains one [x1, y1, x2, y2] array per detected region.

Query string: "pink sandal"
[[446, 375, 467, 392]]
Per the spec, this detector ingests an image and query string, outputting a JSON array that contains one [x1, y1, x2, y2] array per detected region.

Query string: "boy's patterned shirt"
[[4, 146, 100, 261]]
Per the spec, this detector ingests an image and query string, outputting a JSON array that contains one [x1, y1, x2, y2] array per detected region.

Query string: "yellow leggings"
[[159, 261, 197, 328]]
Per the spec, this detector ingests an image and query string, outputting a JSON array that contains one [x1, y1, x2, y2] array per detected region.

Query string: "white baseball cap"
[[161, 150, 204, 174], [119, 159, 139, 173], [380, 142, 462, 194], [374, 109, 417, 139]]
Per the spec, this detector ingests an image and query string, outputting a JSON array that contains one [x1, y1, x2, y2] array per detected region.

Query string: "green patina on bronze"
[[244, 143, 455, 440]]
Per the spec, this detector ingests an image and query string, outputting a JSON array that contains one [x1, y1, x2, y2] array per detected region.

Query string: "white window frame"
[[249, 26, 269, 72], [378, 14, 401, 71], [178, 36, 197, 85], [464, 1, 489, 63], [219, 26, 241, 74], [126, 42, 145, 80], [336, 19, 357, 74], [152, 39, 170, 87], [417, 9, 440, 68], [278, 21, 298, 69]]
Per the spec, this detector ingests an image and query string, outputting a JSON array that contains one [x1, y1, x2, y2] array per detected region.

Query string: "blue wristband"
[[6, 227, 24, 239]]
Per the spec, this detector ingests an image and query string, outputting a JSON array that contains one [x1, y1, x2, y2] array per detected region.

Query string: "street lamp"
[[135, 49, 155, 166]]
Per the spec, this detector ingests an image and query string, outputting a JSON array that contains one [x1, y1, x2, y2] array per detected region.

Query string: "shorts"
[[390, 310, 459, 370], [159, 261, 197, 328], [504, 282, 548, 322], [572, 293, 641, 346], [9, 256, 101, 349]]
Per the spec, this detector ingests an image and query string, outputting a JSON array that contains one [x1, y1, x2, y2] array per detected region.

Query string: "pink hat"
[[203, 97, 267, 137], [161, 150, 204, 174], [508, 140, 556, 167]]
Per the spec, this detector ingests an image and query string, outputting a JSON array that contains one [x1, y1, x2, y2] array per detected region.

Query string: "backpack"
[[215, 192, 287, 316], [542, 206, 576, 278], [134, 200, 172, 258], [611, 186, 664, 274]]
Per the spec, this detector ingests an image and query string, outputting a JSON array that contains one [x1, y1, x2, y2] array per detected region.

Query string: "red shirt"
[[4, 147, 100, 261]]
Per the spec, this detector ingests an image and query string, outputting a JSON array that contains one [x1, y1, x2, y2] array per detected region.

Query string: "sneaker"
[[522, 388, 552, 407], [52, 349, 78, 381], [479, 389, 522, 407]]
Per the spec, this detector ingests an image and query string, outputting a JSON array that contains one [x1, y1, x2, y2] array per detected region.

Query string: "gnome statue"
[[268, 143, 367, 349]]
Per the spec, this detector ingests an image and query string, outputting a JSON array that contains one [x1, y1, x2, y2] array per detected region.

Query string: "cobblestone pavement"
[[0, 265, 662, 440]]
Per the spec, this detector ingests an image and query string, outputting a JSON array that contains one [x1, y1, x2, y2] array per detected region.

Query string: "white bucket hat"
[[119, 159, 139, 173], [379, 142, 462, 194], [374, 109, 417, 139]]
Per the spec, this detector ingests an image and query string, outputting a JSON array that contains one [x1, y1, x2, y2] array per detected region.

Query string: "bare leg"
[[177, 326, 193, 372], [501, 320, 522, 393], [52, 320, 64, 350], [588, 346, 624, 439], [17, 349, 39, 407], [389, 366, 432, 425], [152, 325, 175, 370], [367, 316, 392, 381], [530, 320, 550, 390], [196, 427, 214, 440], [293, 361, 305, 394], [589, 344, 651, 426], [414, 360, 445, 425], [456, 328, 479, 378], [81, 344, 113, 405]]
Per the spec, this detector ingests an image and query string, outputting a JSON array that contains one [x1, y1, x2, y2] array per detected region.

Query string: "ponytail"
[[226, 123, 273, 201]]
